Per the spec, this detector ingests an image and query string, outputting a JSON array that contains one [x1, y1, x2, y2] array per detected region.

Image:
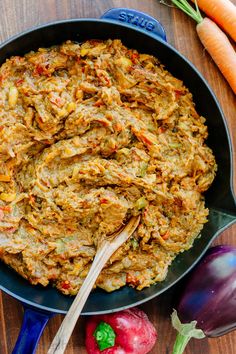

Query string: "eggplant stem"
[[171, 310, 205, 354], [172, 333, 191, 354]]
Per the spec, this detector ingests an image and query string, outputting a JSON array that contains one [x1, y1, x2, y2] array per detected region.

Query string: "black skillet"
[[0, 8, 235, 354]]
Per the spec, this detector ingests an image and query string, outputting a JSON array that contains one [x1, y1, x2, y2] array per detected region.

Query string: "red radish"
[[85, 307, 157, 354], [191, 0, 236, 41], [169, 0, 236, 94]]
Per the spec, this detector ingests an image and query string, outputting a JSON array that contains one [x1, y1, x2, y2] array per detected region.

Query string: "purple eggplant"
[[171, 245, 236, 354]]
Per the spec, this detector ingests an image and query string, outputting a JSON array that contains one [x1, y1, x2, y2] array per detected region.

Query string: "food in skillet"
[[0, 39, 216, 295]]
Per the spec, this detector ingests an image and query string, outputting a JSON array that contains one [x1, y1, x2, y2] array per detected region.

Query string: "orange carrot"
[[170, 0, 236, 94], [197, 18, 236, 93], [191, 0, 236, 42]]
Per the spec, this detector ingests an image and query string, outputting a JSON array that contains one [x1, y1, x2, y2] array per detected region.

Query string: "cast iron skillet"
[[0, 8, 235, 354]]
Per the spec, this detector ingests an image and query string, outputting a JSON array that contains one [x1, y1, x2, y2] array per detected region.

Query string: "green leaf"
[[93, 321, 116, 351]]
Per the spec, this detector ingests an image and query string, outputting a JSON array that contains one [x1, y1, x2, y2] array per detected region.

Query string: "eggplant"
[[171, 245, 236, 354]]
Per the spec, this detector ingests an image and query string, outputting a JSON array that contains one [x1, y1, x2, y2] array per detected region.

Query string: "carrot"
[[171, 0, 236, 94], [197, 18, 236, 93], [191, 0, 236, 42]]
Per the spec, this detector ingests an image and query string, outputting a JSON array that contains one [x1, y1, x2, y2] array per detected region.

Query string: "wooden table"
[[0, 1, 235, 353]]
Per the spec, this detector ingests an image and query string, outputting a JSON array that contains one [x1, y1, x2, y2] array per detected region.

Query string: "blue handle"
[[12, 304, 54, 354], [101, 8, 167, 41]]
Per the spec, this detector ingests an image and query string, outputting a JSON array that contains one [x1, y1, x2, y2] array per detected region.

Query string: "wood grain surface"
[[0, 1, 235, 353]]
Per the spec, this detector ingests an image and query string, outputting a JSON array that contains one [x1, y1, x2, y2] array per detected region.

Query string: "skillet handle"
[[12, 304, 53, 354], [101, 8, 167, 41]]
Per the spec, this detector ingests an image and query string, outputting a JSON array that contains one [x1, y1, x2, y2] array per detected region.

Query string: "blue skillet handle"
[[101, 8, 167, 42], [12, 304, 54, 354]]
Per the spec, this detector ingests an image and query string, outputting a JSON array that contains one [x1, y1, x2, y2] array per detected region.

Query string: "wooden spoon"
[[47, 215, 140, 354]]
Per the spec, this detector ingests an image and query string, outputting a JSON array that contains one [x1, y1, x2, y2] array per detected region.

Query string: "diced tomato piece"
[[0, 205, 11, 212], [158, 126, 166, 134], [114, 122, 123, 132], [15, 78, 24, 86], [162, 231, 170, 240], [96, 119, 109, 127], [35, 65, 44, 75], [126, 273, 140, 286], [29, 195, 35, 203], [93, 99, 103, 107], [175, 89, 184, 99], [100, 198, 109, 204], [140, 134, 153, 146], [131, 52, 139, 63], [61, 281, 70, 290], [42, 140, 52, 145]]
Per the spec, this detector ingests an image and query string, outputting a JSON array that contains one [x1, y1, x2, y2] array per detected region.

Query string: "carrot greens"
[[171, 0, 203, 23]]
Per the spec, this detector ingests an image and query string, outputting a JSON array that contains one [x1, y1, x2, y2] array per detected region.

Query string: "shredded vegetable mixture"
[[0, 39, 216, 294]]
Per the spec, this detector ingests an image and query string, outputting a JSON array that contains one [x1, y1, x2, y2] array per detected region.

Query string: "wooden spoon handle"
[[47, 215, 140, 354], [47, 243, 110, 354]]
